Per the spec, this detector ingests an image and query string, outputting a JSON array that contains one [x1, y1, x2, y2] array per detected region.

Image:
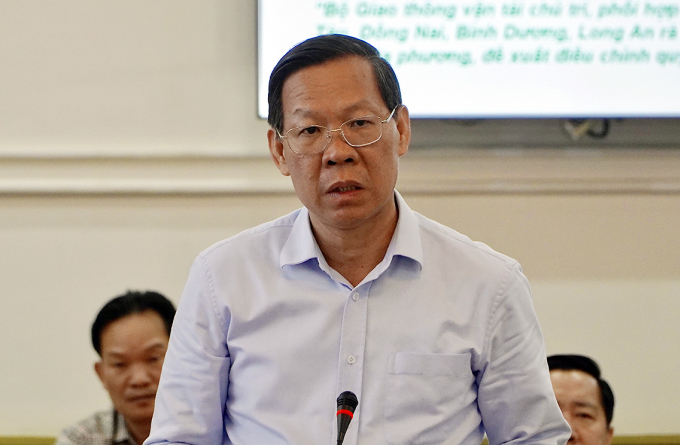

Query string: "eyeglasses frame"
[[276, 106, 399, 155]]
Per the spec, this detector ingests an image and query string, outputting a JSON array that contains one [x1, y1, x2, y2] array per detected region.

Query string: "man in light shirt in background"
[[147, 34, 570, 445], [56, 291, 175, 445]]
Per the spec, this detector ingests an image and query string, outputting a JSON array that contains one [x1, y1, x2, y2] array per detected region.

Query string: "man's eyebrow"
[[145, 342, 168, 352], [103, 340, 168, 358], [103, 351, 126, 359], [573, 401, 599, 409], [343, 101, 382, 115], [289, 108, 320, 119], [289, 101, 384, 119]]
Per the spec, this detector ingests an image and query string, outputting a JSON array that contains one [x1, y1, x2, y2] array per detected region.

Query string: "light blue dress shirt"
[[147, 191, 570, 445]]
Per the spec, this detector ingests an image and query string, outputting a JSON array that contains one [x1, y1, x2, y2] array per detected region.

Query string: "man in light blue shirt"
[[146, 34, 570, 445]]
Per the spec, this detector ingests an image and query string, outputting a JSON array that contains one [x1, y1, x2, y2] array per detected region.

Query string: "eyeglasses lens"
[[288, 115, 383, 155]]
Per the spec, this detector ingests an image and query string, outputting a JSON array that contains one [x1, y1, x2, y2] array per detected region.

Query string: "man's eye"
[[576, 412, 594, 419], [347, 118, 376, 130], [112, 362, 126, 368], [297, 126, 322, 136]]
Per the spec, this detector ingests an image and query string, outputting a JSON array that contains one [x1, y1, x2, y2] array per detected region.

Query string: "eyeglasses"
[[276, 106, 398, 156]]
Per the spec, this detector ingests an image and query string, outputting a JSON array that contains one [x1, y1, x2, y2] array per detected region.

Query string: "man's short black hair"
[[548, 354, 615, 426], [91, 290, 176, 356], [267, 34, 402, 133]]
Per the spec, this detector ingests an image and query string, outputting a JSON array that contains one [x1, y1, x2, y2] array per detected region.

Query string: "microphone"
[[336, 391, 358, 445]]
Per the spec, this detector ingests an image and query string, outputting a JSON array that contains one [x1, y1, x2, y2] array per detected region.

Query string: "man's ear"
[[606, 426, 614, 445], [268, 128, 290, 176], [395, 105, 411, 157], [94, 361, 105, 386]]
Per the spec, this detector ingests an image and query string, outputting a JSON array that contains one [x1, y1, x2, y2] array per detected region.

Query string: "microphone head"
[[336, 391, 358, 445], [336, 391, 358, 412]]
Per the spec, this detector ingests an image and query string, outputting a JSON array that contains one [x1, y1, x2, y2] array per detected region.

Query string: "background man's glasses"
[[277, 106, 398, 155]]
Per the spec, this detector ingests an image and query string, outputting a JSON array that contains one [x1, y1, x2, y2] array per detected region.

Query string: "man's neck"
[[311, 201, 399, 288], [125, 418, 151, 445]]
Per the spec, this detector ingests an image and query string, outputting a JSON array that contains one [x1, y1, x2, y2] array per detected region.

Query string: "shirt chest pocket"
[[384, 352, 475, 445]]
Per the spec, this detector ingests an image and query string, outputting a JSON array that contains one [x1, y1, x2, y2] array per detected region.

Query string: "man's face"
[[550, 369, 613, 445], [268, 56, 410, 232], [94, 310, 169, 425]]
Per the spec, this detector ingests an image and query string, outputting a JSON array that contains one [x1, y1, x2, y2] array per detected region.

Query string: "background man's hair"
[[548, 354, 615, 426], [91, 290, 176, 355], [267, 34, 402, 133]]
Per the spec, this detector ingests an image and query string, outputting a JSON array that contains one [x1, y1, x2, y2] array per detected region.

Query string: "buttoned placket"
[[334, 284, 370, 445]]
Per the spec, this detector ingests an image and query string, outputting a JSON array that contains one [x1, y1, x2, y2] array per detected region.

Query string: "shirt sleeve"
[[145, 255, 232, 445], [53, 427, 99, 445], [54, 433, 79, 445], [477, 263, 571, 445]]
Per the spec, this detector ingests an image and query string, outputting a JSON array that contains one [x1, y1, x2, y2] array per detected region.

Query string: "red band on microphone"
[[336, 409, 354, 418]]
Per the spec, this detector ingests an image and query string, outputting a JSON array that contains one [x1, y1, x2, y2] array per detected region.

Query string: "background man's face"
[[95, 310, 169, 424], [550, 369, 613, 445]]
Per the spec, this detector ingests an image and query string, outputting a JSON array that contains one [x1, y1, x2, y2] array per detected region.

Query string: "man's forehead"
[[551, 368, 599, 384], [551, 369, 603, 407], [280, 57, 385, 121], [100, 311, 169, 350], [285, 55, 374, 84]]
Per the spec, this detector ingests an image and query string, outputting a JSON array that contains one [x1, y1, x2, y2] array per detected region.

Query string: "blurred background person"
[[548, 354, 615, 445], [55, 290, 176, 445]]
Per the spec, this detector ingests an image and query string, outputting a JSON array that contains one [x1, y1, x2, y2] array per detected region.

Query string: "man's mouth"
[[334, 185, 359, 192], [127, 394, 155, 403]]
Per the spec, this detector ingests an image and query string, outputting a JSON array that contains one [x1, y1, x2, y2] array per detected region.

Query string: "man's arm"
[[54, 432, 82, 445], [146, 255, 231, 445], [477, 263, 571, 445]]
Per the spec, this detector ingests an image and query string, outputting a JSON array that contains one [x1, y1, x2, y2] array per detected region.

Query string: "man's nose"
[[568, 428, 580, 444], [323, 129, 356, 165], [128, 363, 153, 386], [563, 414, 579, 443]]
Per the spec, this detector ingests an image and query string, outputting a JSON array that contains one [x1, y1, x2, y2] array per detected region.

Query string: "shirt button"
[[347, 355, 356, 364], [352, 293, 359, 301]]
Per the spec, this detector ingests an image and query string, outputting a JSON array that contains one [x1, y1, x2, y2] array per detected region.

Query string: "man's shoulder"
[[198, 208, 303, 259], [55, 410, 114, 444], [414, 211, 519, 269]]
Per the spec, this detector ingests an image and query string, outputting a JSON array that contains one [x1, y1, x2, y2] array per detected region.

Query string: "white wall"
[[1, 0, 679, 437], [0, 0, 268, 157]]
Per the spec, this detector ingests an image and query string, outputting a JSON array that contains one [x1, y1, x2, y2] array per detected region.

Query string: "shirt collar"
[[279, 190, 423, 271], [280, 207, 318, 268], [385, 190, 424, 268]]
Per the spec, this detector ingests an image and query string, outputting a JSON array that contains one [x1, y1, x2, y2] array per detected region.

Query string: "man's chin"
[[122, 410, 154, 425], [118, 401, 155, 423]]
